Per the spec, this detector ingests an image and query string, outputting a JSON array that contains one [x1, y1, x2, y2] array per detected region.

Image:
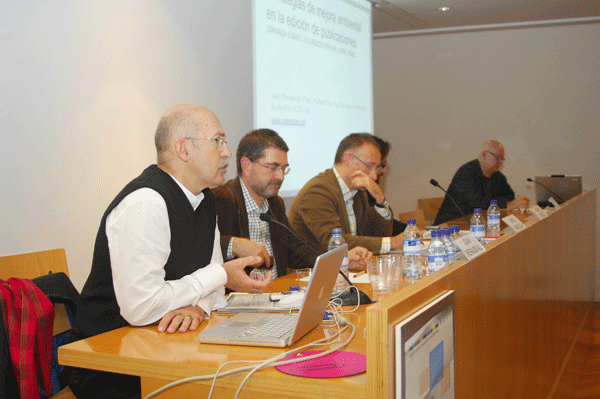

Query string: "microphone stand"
[[259, 213, 373, 305], [429, 179, 471, 225]]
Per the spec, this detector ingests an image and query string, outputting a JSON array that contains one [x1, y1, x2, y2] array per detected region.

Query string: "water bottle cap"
[[332, 228, 342, 236], [407, 218, 416, 224], [491, 200, 497, 204], [474, 208, 482, 214], [289, 286, 300, 292]]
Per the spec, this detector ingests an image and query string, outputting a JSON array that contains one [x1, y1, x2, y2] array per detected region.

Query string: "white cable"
[[329, 285, 362, 312], [207, 359, 263, 399], [234, 321, 356, 398], [143, 318, 356, 399]]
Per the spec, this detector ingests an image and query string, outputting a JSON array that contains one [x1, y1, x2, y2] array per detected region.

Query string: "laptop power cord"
[[143, 317, 356, 399]]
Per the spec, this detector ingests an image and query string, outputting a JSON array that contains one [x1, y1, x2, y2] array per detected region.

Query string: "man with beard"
[[212, 129, 372, 279], [434, 140, 530, 225]]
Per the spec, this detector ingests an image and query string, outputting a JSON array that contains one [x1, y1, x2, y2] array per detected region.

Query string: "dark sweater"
[[434, 159, 515, 225], [73, 165, 216, 339]]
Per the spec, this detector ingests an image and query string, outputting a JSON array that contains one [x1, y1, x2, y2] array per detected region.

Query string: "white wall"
[[3, 1, 599, 298], [373, 23, 600, 298], [0, 1, 254, 290]]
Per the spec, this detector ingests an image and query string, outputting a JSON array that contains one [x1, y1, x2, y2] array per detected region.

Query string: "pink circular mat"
[[275, 351, 366, 378]]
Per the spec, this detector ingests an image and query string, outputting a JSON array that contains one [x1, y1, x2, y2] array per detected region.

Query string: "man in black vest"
[[68, 105, 271, 399]]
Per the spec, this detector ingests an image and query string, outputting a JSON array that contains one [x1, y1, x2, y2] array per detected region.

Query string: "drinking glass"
[[378, 254, 402, 290], [367, 256, 393, 298]]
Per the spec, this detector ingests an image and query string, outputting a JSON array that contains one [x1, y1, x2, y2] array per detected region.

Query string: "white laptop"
[[534, 175, 582, 205], [197, 244, 346, 348]]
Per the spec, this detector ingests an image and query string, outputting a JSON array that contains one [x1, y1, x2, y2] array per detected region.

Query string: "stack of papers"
[[220, 292, 299, 313]]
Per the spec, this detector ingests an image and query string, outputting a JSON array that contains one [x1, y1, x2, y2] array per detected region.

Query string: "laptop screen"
[[534, 175, 582, 205]]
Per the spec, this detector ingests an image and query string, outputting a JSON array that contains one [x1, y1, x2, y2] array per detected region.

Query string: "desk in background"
[[368, 188, 596, 398], [437, 208, 527, 231]]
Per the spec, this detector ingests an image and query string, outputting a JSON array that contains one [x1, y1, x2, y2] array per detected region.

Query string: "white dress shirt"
[[105, 175, 227, 326]]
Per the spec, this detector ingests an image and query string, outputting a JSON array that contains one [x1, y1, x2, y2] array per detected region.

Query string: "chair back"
[[417, 197, 444, 226], [396, 208, 427, 230], [0, 249, 78, 399], [0, 249, 73, 335], [0, 248, 70, 280]]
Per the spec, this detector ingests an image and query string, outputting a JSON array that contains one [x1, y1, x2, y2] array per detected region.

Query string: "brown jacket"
[[289, 168, 393, 252], [211, 177, 317, 277]]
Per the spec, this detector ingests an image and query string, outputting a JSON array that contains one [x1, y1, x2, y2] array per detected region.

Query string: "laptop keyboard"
[[235, 314, 298, 339]]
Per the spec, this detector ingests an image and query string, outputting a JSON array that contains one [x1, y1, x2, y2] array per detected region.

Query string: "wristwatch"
[[374, 199, 388, 208]]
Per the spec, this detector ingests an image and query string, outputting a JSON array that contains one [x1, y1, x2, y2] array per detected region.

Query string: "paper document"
[[219, 292, 299, 313], [300, 273, 370, 284]]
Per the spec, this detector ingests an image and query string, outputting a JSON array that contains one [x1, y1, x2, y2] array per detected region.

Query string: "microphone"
[[259, 213, 321, 256], [259, 212, 373, 305], [429, 179, 471, 225], [527, 178, 565, 204]]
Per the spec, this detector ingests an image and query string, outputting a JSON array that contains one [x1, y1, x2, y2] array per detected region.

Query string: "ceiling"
[[370, 0, 600, 36]]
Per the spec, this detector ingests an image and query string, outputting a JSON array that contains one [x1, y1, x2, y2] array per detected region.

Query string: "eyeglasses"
[[184, 136, 228, 148], [349, 153, 384, 174], [487, 150, 506, 162], [254, 161, 291, 175]]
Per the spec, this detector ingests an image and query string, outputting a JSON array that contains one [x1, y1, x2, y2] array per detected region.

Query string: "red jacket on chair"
[[0, 278, 54, 399]]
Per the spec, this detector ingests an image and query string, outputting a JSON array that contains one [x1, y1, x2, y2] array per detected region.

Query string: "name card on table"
[[502, 214, 526, 233], [548, 197, 561, 210], [453, 233, 486, 261], [529, 205, 549, 220]]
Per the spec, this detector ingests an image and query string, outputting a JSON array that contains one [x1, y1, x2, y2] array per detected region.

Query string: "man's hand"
[[223, 256, 272, 293], [348, 246, 373, 271], [350, 170, 385, 205], [508, 196, 530, 209], [231, 238, 272, 268], [157, 305, 206, 334], [390, 232, 405, 251]]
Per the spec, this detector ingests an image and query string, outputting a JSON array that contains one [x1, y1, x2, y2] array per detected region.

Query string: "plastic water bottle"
[[402, 218, 422, 278], [450, 225, 460, 240], [470, 208, 486, 244], [427, 230, 447, 273], [440, 227, 456, 263], [487, 200, 501, 238], [328, 228, 349, 293], [450, 225, 462, 259]]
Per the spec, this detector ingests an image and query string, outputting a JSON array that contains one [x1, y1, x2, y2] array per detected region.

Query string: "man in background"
[[289, 133, 405, 253], [372, 136, 406, 235], [68, 105, 271, 399], [212, 129, 371, 279], [434, 140, 530, 225]]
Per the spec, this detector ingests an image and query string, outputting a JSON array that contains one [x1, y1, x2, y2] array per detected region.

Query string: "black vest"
[[73, 165, 216, 339]]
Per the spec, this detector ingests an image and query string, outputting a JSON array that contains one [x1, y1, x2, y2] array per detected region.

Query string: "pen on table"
[[353, 271, 366, 278]]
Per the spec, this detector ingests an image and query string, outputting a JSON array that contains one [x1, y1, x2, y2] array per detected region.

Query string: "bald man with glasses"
[[67, 105, 271, 399], [289, 133, 405, 254], [434, 140, 530, 225]]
